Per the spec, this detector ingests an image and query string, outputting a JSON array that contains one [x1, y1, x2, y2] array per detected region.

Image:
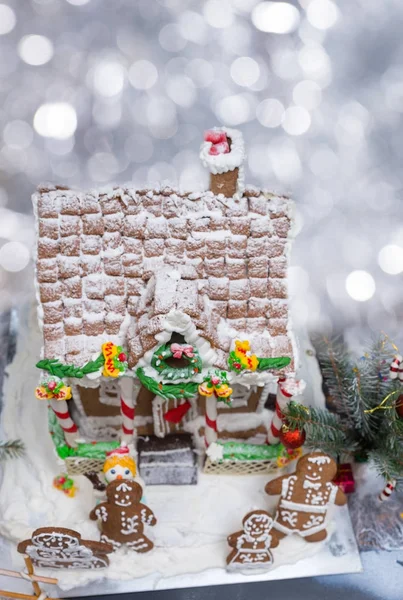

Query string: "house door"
[[152, 396, 198, 438]]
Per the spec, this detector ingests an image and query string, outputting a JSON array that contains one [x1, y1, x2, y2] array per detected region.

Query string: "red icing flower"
[[204, 130, 230, 156]]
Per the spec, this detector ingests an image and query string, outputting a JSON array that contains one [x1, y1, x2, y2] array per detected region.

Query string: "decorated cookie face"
[[106, 480, 142, 507], [244, 513, 273, 539], [104, 464, 133, 483], [297, 453, 337, 484]]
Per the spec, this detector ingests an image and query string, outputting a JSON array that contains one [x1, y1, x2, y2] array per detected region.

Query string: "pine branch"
[[369, 444, 403, 482], [312, 335, 356, 425], [284, 402, 358, 458], [351, 337, 398, 440], [0, 439, 25, 461]]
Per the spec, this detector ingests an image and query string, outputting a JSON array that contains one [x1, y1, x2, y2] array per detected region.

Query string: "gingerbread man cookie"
[[265, 452, 347, 543], [89, 480, 156, 552], [227, 510, 279, 571]]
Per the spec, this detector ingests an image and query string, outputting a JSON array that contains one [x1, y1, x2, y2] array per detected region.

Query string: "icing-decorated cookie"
[[103, 444, 137, 484], [265, 452, 347, 543], [17, 527, 113, 569], [90, 480, 156, 552], [227, 510, 279, 571]]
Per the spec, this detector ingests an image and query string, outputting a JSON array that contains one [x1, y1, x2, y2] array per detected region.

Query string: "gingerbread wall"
[[75, 382, 264, 439]]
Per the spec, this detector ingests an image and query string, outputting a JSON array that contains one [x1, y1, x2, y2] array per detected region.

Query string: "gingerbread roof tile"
[[33, 183, 295, 376]]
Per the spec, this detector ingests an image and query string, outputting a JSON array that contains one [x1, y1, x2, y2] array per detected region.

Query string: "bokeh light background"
[[1, 0, 403, 344]]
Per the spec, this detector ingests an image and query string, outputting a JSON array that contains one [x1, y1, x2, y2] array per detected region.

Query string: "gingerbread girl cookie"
[[227, 510, 279, 571], [265, 452, 347, 542], [89, 480, 156, 552]]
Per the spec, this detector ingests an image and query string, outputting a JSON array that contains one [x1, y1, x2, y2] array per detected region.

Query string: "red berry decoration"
[[204, 130, 227, 144], [279, 423, 306, 450], [118, 352, 127, 362], [47, 380, 57, 391], [396, 394, 403, 419]]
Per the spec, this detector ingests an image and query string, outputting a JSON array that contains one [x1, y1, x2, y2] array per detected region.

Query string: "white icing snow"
[[206, 442, 224, 462], [0, 306, 361, 594]]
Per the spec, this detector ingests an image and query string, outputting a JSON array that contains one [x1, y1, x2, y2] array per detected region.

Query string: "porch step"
[[137, 434, 198, 486]]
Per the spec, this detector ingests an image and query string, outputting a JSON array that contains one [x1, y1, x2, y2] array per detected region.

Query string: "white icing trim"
[[279, 500, 328, 514], [308, 456, 332, 465], [140, 448, 191, 456]]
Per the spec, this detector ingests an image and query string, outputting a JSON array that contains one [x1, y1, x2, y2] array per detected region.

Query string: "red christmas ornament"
[[279, 424, 306, 449], [118, 352, 127, 362], [396, 394, 403, 419]]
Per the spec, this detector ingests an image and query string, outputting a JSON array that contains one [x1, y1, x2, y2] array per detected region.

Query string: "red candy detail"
[[204, 130, 227, 144], [118, 352, 127, 362], [209, 141, 230, 156], [204, 130, 230, 156], [47, 381, 57, 391]]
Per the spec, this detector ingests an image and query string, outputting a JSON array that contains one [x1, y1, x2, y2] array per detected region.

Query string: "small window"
[[99, 380, 120, 406], [230, 384, 252, 408]]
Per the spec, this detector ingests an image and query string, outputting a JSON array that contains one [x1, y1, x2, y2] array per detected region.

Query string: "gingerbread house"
[[33, 127, 298, 475]]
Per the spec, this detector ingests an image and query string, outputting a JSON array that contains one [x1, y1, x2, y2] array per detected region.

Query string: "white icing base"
[[0, 307, 361, 593]]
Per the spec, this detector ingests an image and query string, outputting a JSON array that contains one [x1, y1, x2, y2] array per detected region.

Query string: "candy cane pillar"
[[119, 377, 138, 443], [267, 377, 304, 445], [379, 479, 396, 501], [205, 396, 218, 447], [389, 354, 403, 381], [50, 399, 79, 448]]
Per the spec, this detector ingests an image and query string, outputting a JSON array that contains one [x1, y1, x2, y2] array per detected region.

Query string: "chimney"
[[200, 127, 245, 199]]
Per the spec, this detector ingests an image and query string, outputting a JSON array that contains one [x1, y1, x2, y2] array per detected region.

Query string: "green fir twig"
[[284, 401, 358, 458], [0, 439, 25, 461]]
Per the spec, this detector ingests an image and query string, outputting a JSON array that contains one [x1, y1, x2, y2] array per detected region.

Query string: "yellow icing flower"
[[235, 340, 251, 355], [214, 383, 233, 399], [101, 342, 128, 377], [35, 383, 72, 401], [233, 339, 259, 372], [102, 357, 121, 378], [198, 375, 233, 400], [198, 381, 214, 397], [102, 342, 120, 377]]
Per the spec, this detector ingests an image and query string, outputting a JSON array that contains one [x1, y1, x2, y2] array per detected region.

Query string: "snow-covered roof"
[[33, 183, 296, 375]]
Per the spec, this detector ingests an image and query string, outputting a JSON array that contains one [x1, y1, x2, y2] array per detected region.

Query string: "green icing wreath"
[[136, 367, 199, 401], [151, 343, 202, 381]]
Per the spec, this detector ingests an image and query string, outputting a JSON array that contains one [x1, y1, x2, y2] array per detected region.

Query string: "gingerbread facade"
[[33, 127, 298, 471]]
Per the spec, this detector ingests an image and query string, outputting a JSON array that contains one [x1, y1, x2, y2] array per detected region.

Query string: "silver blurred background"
[[1, 0, 403, 344]]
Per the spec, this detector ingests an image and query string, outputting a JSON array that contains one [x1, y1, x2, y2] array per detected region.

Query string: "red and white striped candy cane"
[[50, 398, 79, 448], [119, 377, 138, 443], [389, 355, 403, 381], [205, 396, 218, 447], [379, 479, 396, 501], [267, 377, 305, 445]]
